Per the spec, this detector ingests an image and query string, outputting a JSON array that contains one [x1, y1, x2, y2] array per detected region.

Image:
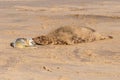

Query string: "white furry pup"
[[10, 38, 36, 48]]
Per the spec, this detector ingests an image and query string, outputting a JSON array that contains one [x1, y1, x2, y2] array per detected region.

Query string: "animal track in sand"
[[43, 66, 52, 72], [33, 26, 113, 45]]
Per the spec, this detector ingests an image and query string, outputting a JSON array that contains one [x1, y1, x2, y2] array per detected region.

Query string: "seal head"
[[10, 38, 36, 48]]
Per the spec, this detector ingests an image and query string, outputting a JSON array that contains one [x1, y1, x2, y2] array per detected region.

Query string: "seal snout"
[[10, 42, 15, 48]]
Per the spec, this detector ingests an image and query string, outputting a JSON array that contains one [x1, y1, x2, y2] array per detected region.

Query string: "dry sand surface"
[[0, 0, 120, 80]]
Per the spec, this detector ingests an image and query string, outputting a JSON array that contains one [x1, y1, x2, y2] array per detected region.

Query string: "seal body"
[[32, 26, 113, 45], [10, 38, 36, 48]]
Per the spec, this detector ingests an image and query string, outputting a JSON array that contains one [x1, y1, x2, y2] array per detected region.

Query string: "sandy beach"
[[0, 0, 120, 80]]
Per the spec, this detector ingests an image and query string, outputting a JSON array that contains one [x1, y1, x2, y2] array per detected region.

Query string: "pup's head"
[[10, 38, 36, 48]]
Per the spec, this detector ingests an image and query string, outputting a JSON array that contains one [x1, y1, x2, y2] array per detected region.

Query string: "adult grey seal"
[[32, 26, 113, 45]]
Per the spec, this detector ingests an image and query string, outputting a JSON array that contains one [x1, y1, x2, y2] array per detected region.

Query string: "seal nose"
[[10, 42, 15, 47]]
